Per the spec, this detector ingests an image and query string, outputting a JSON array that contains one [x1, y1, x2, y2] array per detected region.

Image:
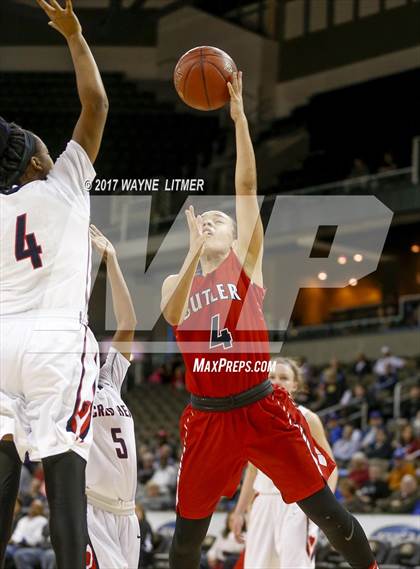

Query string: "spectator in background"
[[3, 499, 25, 569], [348, 158, 370, 179], [332, 424, 362, 463], [365, 427, 393, 460], [9, 500, 50, 569], [399, 424, 420, 458], [388, 448, 416, 492], [147, 445, 177, 496], [154, 429, 177, 458], [147, 361, 174, 385], [147, 365, 165, 385], [326, 413, 342, 445], [376, 474, 419, 514], [206, 512, 244, 569], [136, 504, 154, 569], [156, 442, 176, 466], [361, 411, 385, 449], [401, 383, 420, 420], [143, 481, 170, 510], [138, 452, 156, 485], [353, 353, 372, 378], [9, 499, 47, 545], [373, 346, 405, 377], [327, 357, 346, 385], [315, 361, 346, 410], [337, 480, 369, 513], [347, 452, 370, 489], [378, 152, 397, 173], [171, 364, 185, 390], [359, 463, 391, 509], [372, 362, 399, 394], [340, 383, 376, 409], [21, 478, 47, 508]]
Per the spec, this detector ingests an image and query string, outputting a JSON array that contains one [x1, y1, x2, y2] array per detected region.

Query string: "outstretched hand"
[[227, 71, 245, 123], [89, 224, 115, 260], [36, 0, 82, 39], [185, 205, 206, 255]]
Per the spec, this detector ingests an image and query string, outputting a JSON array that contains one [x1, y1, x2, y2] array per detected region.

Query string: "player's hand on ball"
[[185, 205, 206, 254], [89, 224, 115, 260], [231, 512, 246, 544], [227, 71, 245, 123], [36, 0, 82, 39]]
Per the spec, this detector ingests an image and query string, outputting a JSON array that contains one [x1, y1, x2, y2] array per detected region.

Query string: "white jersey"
[[254, 405, 310, 495], [0, 140, 95, 319], [86, 348, 137, 505]]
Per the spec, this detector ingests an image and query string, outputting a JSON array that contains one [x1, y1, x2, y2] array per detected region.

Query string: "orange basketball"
[[174, 46, 237, 111]]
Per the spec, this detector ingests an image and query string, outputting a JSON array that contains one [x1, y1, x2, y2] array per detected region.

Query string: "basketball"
[[174, 46, 238, 111]]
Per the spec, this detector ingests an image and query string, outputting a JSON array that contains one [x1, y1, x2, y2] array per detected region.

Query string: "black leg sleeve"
[[0, 441, 21, 569], [169, 514, 212, 569], [42, 451, 88, 569], [298, 485, 375, 569]]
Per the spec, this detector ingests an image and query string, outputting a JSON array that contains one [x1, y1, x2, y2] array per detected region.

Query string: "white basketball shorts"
[[0, 315, 98, 462], [87, 504, 140, 569], [245, 494, 318, 569]]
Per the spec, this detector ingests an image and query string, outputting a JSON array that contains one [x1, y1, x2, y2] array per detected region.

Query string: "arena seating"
[[126, 383, 189, 448], [258, 68, 420, 192], [0, 71, 222, 185], [317, 540, 420, 569]]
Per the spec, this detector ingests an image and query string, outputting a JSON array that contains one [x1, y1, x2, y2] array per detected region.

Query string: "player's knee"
[[301, 499, 354, 538], [171, 529, 202, 555], [298, 485, 348, 531], [317, 512, 347, 534]]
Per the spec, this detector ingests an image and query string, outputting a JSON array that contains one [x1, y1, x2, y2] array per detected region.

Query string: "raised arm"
[[231, 462, 258, 543], [37, 0, 108, 163], [90, 225, 137, 361], [161, 206, 206, 326], [228, 72, 264, 287], [306, 411, 339, 492]]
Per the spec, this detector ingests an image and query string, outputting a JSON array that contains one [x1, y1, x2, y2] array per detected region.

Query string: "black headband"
[[0, 116, 11, 158], [10, 129, 37, 186], [0, 119, 37, 189]]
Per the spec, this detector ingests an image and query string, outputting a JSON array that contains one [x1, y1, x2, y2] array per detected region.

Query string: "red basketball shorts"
[[176, 386, 335, 519]]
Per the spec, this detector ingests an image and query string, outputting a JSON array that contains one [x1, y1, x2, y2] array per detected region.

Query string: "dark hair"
[[0, 117, 36, 191]]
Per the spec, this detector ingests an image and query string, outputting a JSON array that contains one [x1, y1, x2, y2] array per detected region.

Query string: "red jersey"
[[174, 249, 270, 397]]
